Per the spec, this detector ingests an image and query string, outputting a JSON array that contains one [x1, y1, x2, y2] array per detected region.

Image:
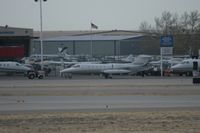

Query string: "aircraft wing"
[[103, 69, 131, 74]]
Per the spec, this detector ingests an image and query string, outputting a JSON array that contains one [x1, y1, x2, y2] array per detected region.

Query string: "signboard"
[[199, 49, 200, 57], [160, 35, 173, 47], [160, 47, 173, 55], [160, 35, 173, 76]]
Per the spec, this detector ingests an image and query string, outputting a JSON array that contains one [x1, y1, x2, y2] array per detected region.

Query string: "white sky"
[[0, 0, 200, 31]]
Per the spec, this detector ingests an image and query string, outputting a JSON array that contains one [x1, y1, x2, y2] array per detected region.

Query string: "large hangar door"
[[0, 36, 30, 60]]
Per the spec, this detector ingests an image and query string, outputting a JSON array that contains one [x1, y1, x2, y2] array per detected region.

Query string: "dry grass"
[[0, 111, 200, 133]]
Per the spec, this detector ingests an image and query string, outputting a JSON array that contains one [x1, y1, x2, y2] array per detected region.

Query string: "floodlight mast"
[[34, 0, 47, 70]]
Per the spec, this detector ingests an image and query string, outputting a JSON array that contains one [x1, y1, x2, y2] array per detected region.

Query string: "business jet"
[[150, 58, 183, 67], [60, 55, 152, 79], [171, 58, 200, 76], [0, 61, 32, 75], [28, 47, 76, 63]]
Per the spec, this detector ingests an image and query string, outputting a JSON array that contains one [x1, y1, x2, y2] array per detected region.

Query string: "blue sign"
[[160, 35, 173, 47]]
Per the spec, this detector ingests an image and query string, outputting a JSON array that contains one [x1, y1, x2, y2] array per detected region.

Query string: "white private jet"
[[60, 55, 152, 79], [0, 61, 31, 75], [171, 58, 200, 76], [150, 58, 183, 67]]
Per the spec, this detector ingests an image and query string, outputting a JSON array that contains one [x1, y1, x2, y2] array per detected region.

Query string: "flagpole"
[[90, 22, 93, 57], [90, 22, 98, 59]]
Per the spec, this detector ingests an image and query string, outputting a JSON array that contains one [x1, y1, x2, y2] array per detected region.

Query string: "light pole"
[[34, 0, 47, 70]]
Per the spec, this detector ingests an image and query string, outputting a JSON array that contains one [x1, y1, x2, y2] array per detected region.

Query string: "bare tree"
[[139, 21, 152, 32], [140, 10, 200, 34], [138, 10, 200, 55], [189, 10, 200, 32], [154, 11, 181, 34], [180, 12, 190, 33]]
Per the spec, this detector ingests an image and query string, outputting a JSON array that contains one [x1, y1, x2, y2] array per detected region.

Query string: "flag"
[[91, 23, 98, 29]]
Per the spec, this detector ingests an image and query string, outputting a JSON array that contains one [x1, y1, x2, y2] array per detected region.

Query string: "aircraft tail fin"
[[133, 55, 152, 65], [58, 47, 68, 54], [123, 54, 134, 62]]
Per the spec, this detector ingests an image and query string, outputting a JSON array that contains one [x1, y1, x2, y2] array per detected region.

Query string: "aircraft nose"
[[171, 64, 179, 70], [60, 68, 72, 74], [60, 69, 66, 73], [24, 66, 31, 71]]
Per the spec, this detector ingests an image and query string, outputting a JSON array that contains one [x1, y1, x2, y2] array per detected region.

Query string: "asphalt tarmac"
[[0, 95, 200, 113], [0, 75, 200, 113]]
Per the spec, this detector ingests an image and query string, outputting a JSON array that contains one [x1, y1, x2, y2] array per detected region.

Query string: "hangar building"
[[0, 26, 34, 61], [32, 31, 160, 57], [32, 34, 143, 56]]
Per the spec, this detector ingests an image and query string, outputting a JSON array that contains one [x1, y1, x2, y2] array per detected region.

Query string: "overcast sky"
[[0, 0, 200, 31]]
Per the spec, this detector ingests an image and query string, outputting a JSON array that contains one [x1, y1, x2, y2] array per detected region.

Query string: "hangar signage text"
[[0, 26, 33, 37], [0, 31, 15, 35]]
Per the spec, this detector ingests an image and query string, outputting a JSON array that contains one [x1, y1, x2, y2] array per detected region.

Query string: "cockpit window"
[[73, 65, 80, 68], [16, 63, 22, 66], [181, 61, 190, 64]]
